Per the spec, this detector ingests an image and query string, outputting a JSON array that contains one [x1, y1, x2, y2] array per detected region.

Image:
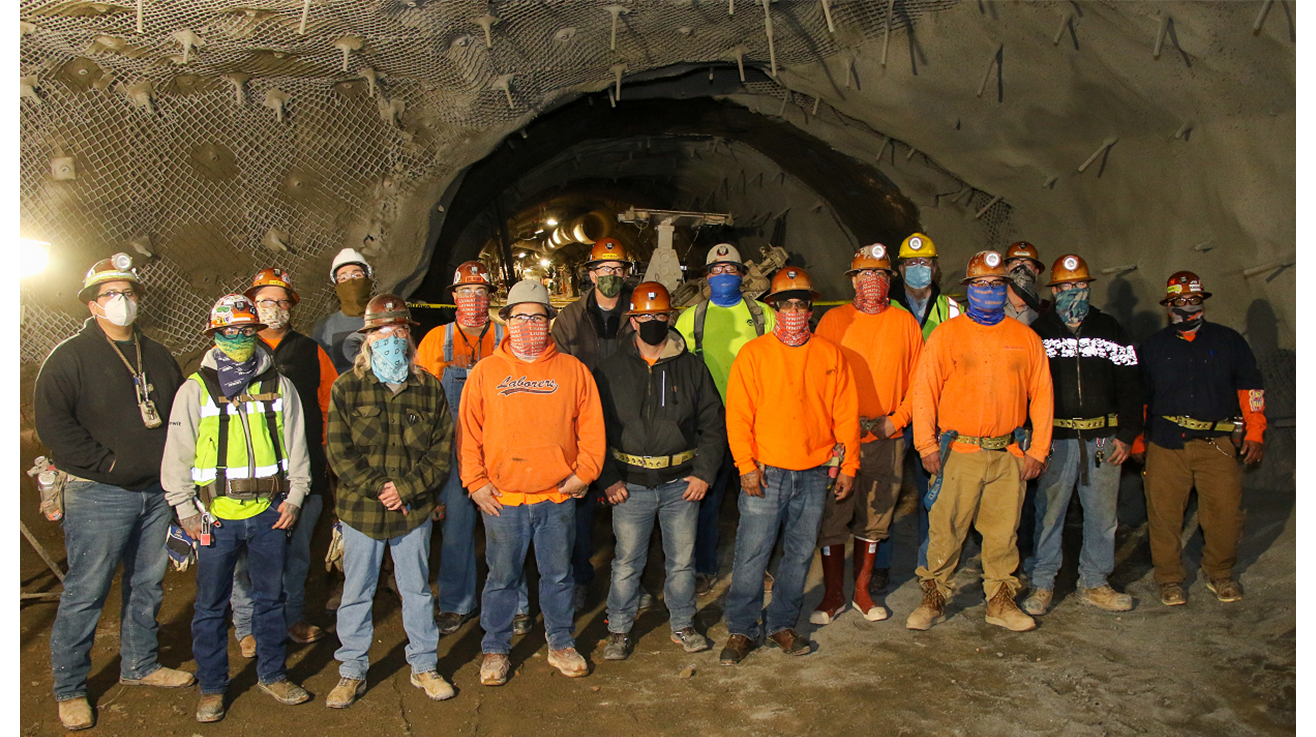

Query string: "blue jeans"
[[607, 480, 699, 634], [1024, 437, 1121, 591], [232, 494, 323, 638], [695, 449, 735, 577], [725, 466, 828, 639], [50, 481, 170, 701], [906, 425, 932, 570], [482, 498, 575, 653], [193, 505, 288, 694], [572, 489, 598, 586], [436, 458, 528, 617], [335, 518, 440, 679]]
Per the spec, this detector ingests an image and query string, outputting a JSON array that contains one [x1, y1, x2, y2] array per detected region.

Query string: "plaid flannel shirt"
[[326, 366, 453, 541]]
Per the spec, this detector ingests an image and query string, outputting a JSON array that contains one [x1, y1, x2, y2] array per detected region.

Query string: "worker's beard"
[[336, 278, 373, 317]]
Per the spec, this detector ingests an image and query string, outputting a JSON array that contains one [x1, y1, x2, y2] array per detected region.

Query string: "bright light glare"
[[545, 217, 558, 227], [21, 239, 50, 278], [517, 252, 526, 258], [539, 258, 551, 267]]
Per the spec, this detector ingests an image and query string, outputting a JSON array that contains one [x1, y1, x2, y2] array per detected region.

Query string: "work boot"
[[1021, 587, 1053, 616], [239, 634, 257, 659], [325, 677, 366, 708], [809, 545, 847, 625], [869, 567, 890, 597], [1077, 584, 1133, 612], [434, 610, 477, 636], [602, 632, 631, 661], [512, 612, 533, 635], [1159, 582, 1187, 606], [57, 697, 93, 731], [480, 654, 511, 686], [572, 584, 588, 612], [259, 678, 311, 705], [719, 634, 756, 665], [670, 626, 710, 653], [766, 628, 811, 656], [905, 580, 947, 631], [289, 621, 327, 644], [195, 693, 225, 723], [548, 647, 589, 677], [694, 573, 716, 598], [410, 671, 455, 701], [121, 665, 196, 688], [851, 539, 888, 621], [985, 586, 1036, 632], [1206, 578, 1244, 603]]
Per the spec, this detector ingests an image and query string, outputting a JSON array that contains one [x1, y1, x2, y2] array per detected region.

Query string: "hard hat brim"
[[623, 307, 673, 317], [844, 266, 895, 277], [78, 275, 142, 304], [764, 288, 821, 304], [244, 284, 300, 306], [498, 302, 559, 321], [703, 259, 744, 272], [1045, 275, 1099, 287], [447, 279, 493, 292], [1159, 291, 1212, 305], [205, 320, 268, 336], [355, 317, 421, 334]]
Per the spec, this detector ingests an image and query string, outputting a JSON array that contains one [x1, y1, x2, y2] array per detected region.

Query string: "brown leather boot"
[[985, 585, 1036, 631], [850, 538, 888, 621], [905, 580, 947, 630], [808, 545, 847, 625]]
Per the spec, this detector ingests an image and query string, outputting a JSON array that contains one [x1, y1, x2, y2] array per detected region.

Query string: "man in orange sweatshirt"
[[459, 280, 606, 686], [907, 250, 1053, 633], [811, 244, 923, 625], [719, 267, 861, 665]]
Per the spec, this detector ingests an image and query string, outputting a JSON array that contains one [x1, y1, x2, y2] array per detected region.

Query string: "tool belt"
[[1053, 414, 1118, 430], [198, 476, 288, 506], [1162, 415, 1236, 433], [612, 449, 697, 470], [952, 432, 1014, 451]]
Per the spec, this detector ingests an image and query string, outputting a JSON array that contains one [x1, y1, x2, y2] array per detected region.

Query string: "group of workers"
[[33, 232, 1267, 729]]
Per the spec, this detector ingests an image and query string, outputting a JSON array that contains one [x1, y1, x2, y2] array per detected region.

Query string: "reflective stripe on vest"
[[188, 373, 288, 485]]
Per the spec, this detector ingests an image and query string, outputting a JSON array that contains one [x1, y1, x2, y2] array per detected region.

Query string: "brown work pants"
[[1143, 438, 1243, 584], [818, 437, 905, 547], [916, 449, 1024, 600]]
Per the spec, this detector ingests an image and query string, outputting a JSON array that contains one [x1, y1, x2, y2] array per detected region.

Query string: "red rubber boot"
[[809, 545, 847, 625], [851, 538, 889, 621]]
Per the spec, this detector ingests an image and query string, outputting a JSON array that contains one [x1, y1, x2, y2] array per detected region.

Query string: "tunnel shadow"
[[1101, 276, 1161, 343]]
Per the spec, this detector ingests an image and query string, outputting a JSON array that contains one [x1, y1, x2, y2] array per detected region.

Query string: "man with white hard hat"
[[312, 248, 375, 374]]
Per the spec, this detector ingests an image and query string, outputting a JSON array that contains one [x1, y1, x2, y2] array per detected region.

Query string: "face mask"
[[853, 272, 890, 314], [369, 334, 410, 384], [256, 304, 290, 330], [965, 283, 1008, 326], [213, 346, 259, 398], [97, 294, 139, 327], [508, 318, 550, 358], [903, 264, 933, 290], [773, 309, 812, 347], [1170, 304, 1204, 332], [336, 277, 373, 317], [637, 319, 669, 346], [214, 332, 256, 363], [1054, 287, 1090, 329], [1008, 265, 1038, 299], [455, 290, 490, 329], [708, 273, 744, 307], [595, 274, 624, 299]]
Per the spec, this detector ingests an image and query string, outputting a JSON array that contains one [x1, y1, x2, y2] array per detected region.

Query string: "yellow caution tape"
[[408, 299, 852, 310]]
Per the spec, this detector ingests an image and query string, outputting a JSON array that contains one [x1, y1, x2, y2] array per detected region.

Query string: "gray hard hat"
[[498, 278, 558, 320]]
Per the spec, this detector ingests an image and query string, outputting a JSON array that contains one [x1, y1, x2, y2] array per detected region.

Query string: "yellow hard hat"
[[898, 232, 937, 260]]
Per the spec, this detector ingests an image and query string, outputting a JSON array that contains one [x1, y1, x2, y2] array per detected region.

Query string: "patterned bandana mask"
[[455, 290, 490, 329], [1170, 304, 1204, 333], [214, 332, 256, 362], [965, 283, 1008, 326], [853, 272, 890, 314], [256, 304, 290, 330], [213, 336, 258, 398], [509, 319, 550, 358], [774, 309, 812, 347], [1054, 287, 1090, 330], [370, 334, 410, 384]]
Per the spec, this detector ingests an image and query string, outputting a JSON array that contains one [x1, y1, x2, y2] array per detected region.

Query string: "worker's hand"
[[878, 417, 899, 440], [180, 514, 204, 540], [1021, 455, 1043, 481], [379, 481, 405, 512], [1242, 439, 1264, 465], [604, 481, 629, 505], [273, 502, 300, 530], [921, 451, 941, 477], [740, 469, 763, 498], [432, 503, 446, 521], [833, 473, 855, 501], [1106, 439, 1131, 466], [682, 476, 709, 502], [559, 474, 589, 499], [472, 483, 504, 516]]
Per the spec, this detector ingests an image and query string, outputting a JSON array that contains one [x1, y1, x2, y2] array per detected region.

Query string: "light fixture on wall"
[[544, 216, 558, 227], [20, 239, 50, 278], [539, 258, 550, 267]]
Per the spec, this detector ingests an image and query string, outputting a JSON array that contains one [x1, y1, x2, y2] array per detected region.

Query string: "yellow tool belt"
[[954, 433, 1013, 451], [612, 449, 697, 470], [1162, 415, 1236, 432], [1053, 414, 1118, 430], [199, 477, 288, 505]]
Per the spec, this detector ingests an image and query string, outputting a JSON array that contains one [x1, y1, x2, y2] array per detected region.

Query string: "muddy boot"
[[57, 697, 93, 731], [1021, 587, 1053, 616], [850, 539, 888, 621], [905, 580, 947, 631], [1077, 584, 1133, 611], [808, 545, 847, 625], [985, 586, 1036, 632]]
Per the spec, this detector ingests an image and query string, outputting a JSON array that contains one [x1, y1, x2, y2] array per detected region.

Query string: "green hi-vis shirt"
[[675, 298, 777, 401]]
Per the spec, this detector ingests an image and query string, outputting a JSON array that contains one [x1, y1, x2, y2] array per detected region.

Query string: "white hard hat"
[[498, 279, 558, 320], [704, 243, 743, 270], [329, 248, 373, 284]]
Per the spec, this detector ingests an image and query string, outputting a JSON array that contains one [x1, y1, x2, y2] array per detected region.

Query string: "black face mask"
[[638, 320, 668, 346], [1008, 264, 1038, 298]]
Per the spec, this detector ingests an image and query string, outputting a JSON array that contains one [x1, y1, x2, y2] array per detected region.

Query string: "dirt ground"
[[17, 458, 1295, 737]]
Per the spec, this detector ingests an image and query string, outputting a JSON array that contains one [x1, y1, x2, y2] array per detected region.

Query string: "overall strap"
[[692, 301, 710, 355], [260, 375, 285, 478], [442, 322, 456, 363], [744, 297, 766, 336]]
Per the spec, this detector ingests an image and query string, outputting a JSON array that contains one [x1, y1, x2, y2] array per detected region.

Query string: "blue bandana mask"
[[708, 273, 743, 307], [966, 283, 1007, 326], [903, 264, 933, 290], [370, 335, 410, 384], [213, 343, 259, 399], [1054, 286, 1091, 329]]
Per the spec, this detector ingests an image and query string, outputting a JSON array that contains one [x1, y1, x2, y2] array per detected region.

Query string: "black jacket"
[[1031, 306, 1142, 445], [551, 285, 635, 372], [593, 330, 726, 489], [264, 329, 330, 495], [34, 319, 184, 490]]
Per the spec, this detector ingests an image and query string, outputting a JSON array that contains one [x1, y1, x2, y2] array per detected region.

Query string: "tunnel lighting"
[[517, 252, 526, 258], [20, 239, 50, 278], [544, 217, 558, 227], [539, 258, 551, 267]]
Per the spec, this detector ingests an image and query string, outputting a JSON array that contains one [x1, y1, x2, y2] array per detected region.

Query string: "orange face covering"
[[853, 272, 890, 314], [508, 319, 549, 358], [455, 290, 490, 328], [774, 309, 812, 346]]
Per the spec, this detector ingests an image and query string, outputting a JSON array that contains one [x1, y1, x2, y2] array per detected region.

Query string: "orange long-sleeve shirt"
[[815, 304, 924, 442], [459, 339, 606, 506], [911, 315, 1054, 462], [415, 322, 500, 383], [726, 333, 861, 477]]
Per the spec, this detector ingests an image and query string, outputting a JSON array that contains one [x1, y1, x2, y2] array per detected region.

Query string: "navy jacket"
[[1139, 321, 1263, 449]]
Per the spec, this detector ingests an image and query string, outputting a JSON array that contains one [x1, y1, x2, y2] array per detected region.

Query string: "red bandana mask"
[[508, 319, 549, 358], [455, 290, 490, 328], [853, 272, 890, 314], [774, 309, 812, 347]]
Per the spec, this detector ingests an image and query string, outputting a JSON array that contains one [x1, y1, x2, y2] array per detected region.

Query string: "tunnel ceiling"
[[17, 0, 1294, 364]]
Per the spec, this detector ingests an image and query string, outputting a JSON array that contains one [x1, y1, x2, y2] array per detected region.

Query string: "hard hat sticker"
[[1064, 256, 1079, 270], [1167, 284, 1183, 295], [647, 291, 656, 299]]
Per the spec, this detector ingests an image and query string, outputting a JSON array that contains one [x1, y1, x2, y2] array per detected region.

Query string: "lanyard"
[[455, 321, 491, 363], [105, 332, 148, 399]]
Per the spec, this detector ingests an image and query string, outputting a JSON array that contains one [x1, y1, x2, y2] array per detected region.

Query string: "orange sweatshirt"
[[911, 315, 1054, 462], [459, 338, 606, 505], [815, 304, 924, 441], [415, 322, 500, 383], [726, 333, 861, 476]]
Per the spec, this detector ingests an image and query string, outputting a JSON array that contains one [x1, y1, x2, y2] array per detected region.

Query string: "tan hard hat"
[[1047, 254, 1098, 287], [961, 250, 1007, 284]]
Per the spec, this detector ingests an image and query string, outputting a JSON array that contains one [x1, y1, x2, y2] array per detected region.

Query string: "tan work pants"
[[916, 449, 1024, 599], [1143, 438, 1243, 584], [818, 437, 905, 547]]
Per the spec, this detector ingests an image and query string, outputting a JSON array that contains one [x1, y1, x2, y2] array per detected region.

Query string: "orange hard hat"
[[625, 281, 673, 316], [1160, 270, 1212, 305], [585, 237, 631, 267], [206, 294, 265, 335], [961, 250, 1007, 284], [765, 266, 821, 304], [357, 294, 420, 333], [1004, 241, 1044, 270], [1047, 254, 1097, 287], [448, 260, 494, 291], [78, 252, 142, 303], [244, 267, 300, 305], [846, 243, 894, 275]]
